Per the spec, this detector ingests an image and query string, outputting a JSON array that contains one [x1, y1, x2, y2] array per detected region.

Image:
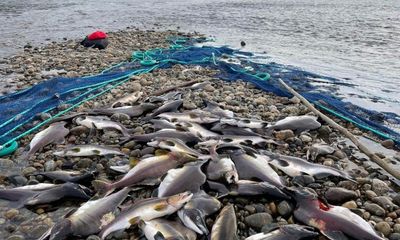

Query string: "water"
[[0, 0, 399, 116]]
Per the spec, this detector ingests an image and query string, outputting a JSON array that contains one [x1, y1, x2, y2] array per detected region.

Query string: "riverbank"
[[0, 29, 399, 240]]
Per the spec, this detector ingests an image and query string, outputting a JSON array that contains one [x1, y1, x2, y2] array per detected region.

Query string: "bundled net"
[[0, 37, 399, 154]]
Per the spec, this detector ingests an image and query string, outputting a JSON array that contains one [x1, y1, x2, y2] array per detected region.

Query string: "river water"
[[0, 0, 399, 116]]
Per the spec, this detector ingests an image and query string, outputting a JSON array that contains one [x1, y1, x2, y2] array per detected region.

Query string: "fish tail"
[[92, 180, 114, 196]]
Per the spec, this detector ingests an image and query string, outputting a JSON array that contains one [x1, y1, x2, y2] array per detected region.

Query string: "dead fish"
[[94, 151, 197, 195], [306, 143, 336, 160], [262, 151, 352, 180], [148, 137, 204, 157], [290, 188, 384, 240], [178, 191, 221, 235], [25, 121, 69, 157], [245, 224, 318, 240], [176, 121, 219, 139], [75, 116, 131, 136], [48, 112, 87, 124], [111, 91, 143, 107], [158, 110, 220, 124], [220, 117, 269, 129], [200, 135, 280, 148], [139, 219, 197, 240], [99, 191, 193, 239], [0, 182, 91, 208], [267, 115, 321, 133], [158, 161, 206, 197], [207, 180, 289, 199], [211, 123, 260, 136], [211, 204, 237, 240], [206, 143, 238, 184], [90, 103, 157, 117], [143, 99, 183, 120], [44, 187, 129, 240], [149, 119, 176, 130], [203, 100, 234, 118], [125, 129, 200, 143], [35, 170, 94, 183], [230, 150, 285, 187], [148, 91, 182, 103], [109, 164, 131, 174], [53, 144, 126, 157]]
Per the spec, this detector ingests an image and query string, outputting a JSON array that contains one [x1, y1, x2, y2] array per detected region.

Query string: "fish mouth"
[[167, 191, 193, 207]]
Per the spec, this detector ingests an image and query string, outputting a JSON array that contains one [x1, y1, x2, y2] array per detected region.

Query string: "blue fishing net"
[[0, 37, 399, 153]]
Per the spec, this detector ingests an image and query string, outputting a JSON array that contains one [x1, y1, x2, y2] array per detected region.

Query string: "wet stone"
[[394, 224, 400, 233], [342, 200, 357, 209], [244, 213, 273, 229], [275, 130, 295, 141], [8, 175, 28, 186], [325, 187, 357, 204], [22, 167, 37, 176], [244, 205, 256, 214], [76, 158, 93, 168], [365, 203, 386, 217], [373, 196, 398, 211], [390, 233, 400, 240], [141, 147, 155, 156], [375, 221, 391, 237], [70, 126, 89, 136], [277, 201, 293, 217], [372, 179, 390, 195]]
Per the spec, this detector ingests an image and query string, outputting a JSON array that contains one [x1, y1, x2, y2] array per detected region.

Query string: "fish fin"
[[92, 180, 113, 196], [321, 230, 349, 240], [129, 158, 140, 167], [129, 216, 141, 225], [154, 231, 166, 240], [154, 203, 168, 211], [155, 149, 169, 156]]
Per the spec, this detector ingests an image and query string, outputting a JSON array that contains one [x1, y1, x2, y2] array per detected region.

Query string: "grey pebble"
[[7, 235, 25, 240], [325, 187, 357, 204], [390, 233, 400, 240], [141, 147, 155, 156], [365, 203, 386, 217], [372, 179, 390, 195], [44, 160, 56, 171], [244, 213, 273, 229], [373, 196, 398, 211], [375, 221, 391, 237], [292, 175, 315, 186], [277, 201, 293, 217]]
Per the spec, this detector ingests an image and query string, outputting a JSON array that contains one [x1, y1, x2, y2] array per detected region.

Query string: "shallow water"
[[0, 0, 399, 115]]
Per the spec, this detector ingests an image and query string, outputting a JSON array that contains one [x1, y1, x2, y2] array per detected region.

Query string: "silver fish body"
[[111, 91, 143, 107], [140, 219, 197, 240], [178, 191, 221, 235], [36, 170, 94, 183], [220, 117, 269, 129], [158, 110, 220, 124], [200, 135, 279, 147], [91, 103, 157, 117], [176, 121, 219, 139], [268, 115, 321, 132], [75, 116, 130, 136], [158, 161, 206, 197], [291, 188, 384, 240], [206, 156, 238, 184], [128, 129, 200, 143], [94, 152, 197, 194], [46, 187, 129, 240], [263, 151, 352, 180], [306, 143, 336, 160], [245, 224, 318, 240], [211, 204, 237, 240], [211, 123, 260, 136], [144, 99, 183, 120], [53, 144, 126, 157], [149, 119, 176, 130], [203, 100, 234, 118], [99, 191, 193, 239], [27, 121, 69, 157], [148, 91, 182, 103], [147, 137, 203, 157], [230, 151, 284, 187]]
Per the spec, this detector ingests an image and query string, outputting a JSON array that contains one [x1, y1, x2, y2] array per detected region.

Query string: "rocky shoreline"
[[0, 29, 400, 240]]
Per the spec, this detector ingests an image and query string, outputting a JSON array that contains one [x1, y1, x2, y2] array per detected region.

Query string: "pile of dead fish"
[[0, 88, 386, 240]]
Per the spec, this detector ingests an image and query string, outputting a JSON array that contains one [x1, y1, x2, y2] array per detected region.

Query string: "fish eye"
[[223, 138, 233, 143]]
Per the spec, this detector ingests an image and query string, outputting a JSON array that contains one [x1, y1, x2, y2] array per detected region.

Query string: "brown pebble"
[[4, 209, 19, 219]]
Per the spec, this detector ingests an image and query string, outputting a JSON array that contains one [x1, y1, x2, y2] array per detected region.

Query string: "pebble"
[[22, 167, 37, 176], [381, 139, 395, 149], [111, 113, 130, 121], [44, 160, 56, 171], [292, 175, 315, 186], [141, 147, 155, 156], [5, 209, 19, 219], [372, 179, 390, 195], [70, 126, 89, 136], [365, 190, 378, 200], [130, 82, 142, 92], [325, 187, 357, 204], [299, 134, 313, 143], [365, 203, 386, 217], [277, 201, 293, 217], [390, 233, 400, 240], [76, 158, 93, 168], [394, 224, 400, 233], [244, 205, 256, 214], [342, 200, 358, 209], [254, 97, 269, 105], [7, 235, 25, 240], [244, 213, 273, 229], [393, 194, 400, 206], [8, 175, 28, 186], [289, 96, 300, 104], [275, 130, 295, 141], [373, 196, 397, 211], [375, 221, 391, 237]]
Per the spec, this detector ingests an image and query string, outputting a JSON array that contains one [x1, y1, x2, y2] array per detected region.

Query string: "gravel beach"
[[0, 29, 399, 240]]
